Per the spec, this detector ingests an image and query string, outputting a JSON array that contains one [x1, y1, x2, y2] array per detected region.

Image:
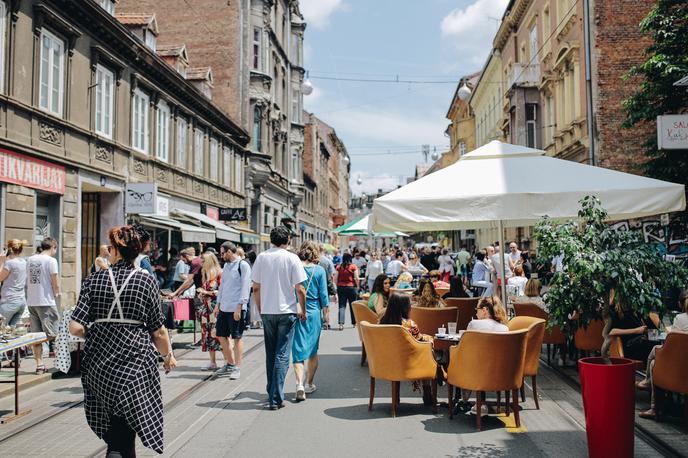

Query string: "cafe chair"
[[608, 336, 645, 371], [444, 297, 479, 331], [653, 332, 688, 430], [409, 306, 458, 336], [446, 329, 528, 430], [574, 319, 605, 357], [352, 301, 378, 366], [513, 302, 567, 365], [507, 316, 546, 409], [359, 321, 439, 417], [435, 287, 450, 297]]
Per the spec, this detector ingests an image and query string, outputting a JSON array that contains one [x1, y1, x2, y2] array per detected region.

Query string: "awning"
[[235, 227, 260, 245], [139, 214, 216, 243], [260, 233, 270, 243], [322, 243, 336, 252], [171, 208, 241, 242], [282, 210, 296, 222]]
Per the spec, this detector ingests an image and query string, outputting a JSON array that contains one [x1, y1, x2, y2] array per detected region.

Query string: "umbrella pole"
[[498, 219, 508, 310]]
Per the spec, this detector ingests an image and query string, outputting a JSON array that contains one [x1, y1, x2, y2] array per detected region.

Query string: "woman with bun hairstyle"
[[0, 239, 28, 327], [69, 225, 176, 456]]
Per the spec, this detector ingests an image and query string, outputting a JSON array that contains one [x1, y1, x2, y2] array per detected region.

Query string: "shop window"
[[39, 29, 65, 116], [156, 100, 170, 162], [95, 65, 114, 138], [132, 88, 149, 153]]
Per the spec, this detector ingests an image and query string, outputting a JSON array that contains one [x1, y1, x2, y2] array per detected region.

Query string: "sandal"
[[35, 365, 47, 375], [635, 380, 650, 391], [639, 408, 656, 419]]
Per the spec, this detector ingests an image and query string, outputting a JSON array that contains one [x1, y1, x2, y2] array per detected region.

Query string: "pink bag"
[[173, 299, 191, 320]]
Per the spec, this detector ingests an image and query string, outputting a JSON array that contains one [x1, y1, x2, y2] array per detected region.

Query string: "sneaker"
[[217, 364, 235, 376], [296, 384, 306, 401], [268, 403, 285, 410], [229, 367, 241, 380], [201, 363, 218, 371], [304, 383, 317, 394], [467, 404, 489, 416]]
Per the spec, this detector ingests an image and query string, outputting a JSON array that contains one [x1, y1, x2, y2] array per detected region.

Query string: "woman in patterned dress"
[[69, 225, 176, 457], [196, 252, 222, 370]]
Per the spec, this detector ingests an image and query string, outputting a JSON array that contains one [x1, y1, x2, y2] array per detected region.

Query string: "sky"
[[299, 0, 509, 196]]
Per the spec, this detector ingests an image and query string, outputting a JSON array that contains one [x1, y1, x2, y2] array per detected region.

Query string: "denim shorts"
[[0, 300, 26, 327]]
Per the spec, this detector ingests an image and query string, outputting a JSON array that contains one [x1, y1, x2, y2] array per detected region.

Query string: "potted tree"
[[534, 196, 687, 458]]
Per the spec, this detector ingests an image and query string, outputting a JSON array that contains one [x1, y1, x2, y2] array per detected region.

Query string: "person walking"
[[215, 242, 252, 380], [69, 225, 176, 456], [364, 252, 384, 292], [0, 239, 28, 327], [292, 241, 329, 401], [92, 245, 110, 273], [251, 226, 307, 410], [318, 244, 336, 330], [196, 252, 223, 371], [26, 237, 60, 374], [171, 249, 190, 291], [335, 253, 359, 331]]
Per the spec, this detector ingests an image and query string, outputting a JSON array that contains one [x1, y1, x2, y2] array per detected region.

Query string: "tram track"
[[540, 355, 682, 458]]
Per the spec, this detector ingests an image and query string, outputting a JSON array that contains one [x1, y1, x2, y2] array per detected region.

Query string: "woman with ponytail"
[[69, 225, 176, 456], [0, 239, 28, 326]]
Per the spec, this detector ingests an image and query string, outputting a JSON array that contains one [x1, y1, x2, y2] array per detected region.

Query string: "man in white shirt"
[[385, 251, 407, 280], [26, 237, 60, 373], [508, 242, 522, 272], [216, 241, 252, 380], [251, 226, 307, 410]]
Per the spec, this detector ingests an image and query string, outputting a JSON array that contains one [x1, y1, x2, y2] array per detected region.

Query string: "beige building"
[[0, 1, 249, 305], [471, 51, 505, 148]]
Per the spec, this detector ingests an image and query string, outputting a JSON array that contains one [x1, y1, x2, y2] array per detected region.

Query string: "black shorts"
[[216, 310, 246, 339]]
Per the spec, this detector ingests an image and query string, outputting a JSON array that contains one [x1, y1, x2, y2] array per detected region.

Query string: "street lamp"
[[356, 175, 362, 185], [457, 81, 472, 101]]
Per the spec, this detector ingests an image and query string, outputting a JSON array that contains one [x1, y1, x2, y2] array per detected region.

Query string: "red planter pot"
[[578, 357, 636, 458]]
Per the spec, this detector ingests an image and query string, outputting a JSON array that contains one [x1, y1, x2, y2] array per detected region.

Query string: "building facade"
[[0, 0, 249, 305], [471, 51, 505, 148]]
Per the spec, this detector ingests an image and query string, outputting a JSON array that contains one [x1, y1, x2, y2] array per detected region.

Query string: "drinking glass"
[[437, 327, 446, 336], [448, 322, 457, 335]]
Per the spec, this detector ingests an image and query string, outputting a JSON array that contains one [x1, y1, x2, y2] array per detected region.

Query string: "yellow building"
[[471, 50, 505, 148], [444, 72, 480, 164]]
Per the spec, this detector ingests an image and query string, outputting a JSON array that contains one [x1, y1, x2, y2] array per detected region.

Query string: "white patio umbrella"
[[370, 140, 686, 304], [347, 214, 409, 237]]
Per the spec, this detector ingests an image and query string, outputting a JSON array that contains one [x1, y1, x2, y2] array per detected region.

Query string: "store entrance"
[[80, 192, 100, 278]]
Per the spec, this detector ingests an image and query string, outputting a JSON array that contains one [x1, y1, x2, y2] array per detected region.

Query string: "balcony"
[[508, 63, 540, 89]]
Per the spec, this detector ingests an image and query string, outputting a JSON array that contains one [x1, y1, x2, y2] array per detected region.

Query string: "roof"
[[186, 67, 214, 84], [115, 13, 159, 35], [156, 44, 187, 58], [446, 71, 481, 119]]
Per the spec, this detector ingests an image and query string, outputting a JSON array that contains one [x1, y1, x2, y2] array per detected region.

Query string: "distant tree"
[[623, 0, 688, 185]]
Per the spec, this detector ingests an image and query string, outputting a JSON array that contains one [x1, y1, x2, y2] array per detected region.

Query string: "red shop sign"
[[0, 148, 65, 194]]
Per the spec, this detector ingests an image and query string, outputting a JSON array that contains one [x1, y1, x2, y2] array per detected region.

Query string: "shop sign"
[[206, 206, 219, 221], [126, 182, 157, 214], [0, 148, 65, 194], [219, 207, 248, 221], [657, 115, 688, 150], [240, 232, 260, 245], [156, 196, 169, 217]]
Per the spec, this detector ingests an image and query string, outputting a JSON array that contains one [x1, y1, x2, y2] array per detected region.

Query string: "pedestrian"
[[455, 244, 471, 279], [69, 225, 176, 456], [26, 237, 60, 374], [437, 249, 454, 283], [169, 247, 203, 298], [164, 248, 180, 288], [471, 252, 493, 297], [420, 247, 437, 272], [92, 245, 110, 273], [0, 239, 28, 327], [293, 241, 329, 401], [385, 250, 407, 282], [215, 242, 252, 380], [365, 252, 384, 292], [251, 226, 307, 410], [318, 244, 336, 330], [335, 253, 359, 330], [171, 247, 190, 291], [197, 252, 223, 371], [133, 226, 154, 276], [508, 242, 522, 272]]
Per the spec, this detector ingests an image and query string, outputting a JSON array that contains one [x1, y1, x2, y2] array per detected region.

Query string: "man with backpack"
[[215, 241, 251, 379]]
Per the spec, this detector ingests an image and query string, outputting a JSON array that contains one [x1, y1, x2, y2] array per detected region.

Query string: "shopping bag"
[[173, 299, 191, 320]]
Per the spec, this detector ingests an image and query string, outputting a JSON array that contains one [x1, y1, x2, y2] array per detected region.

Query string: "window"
[[543, 7, 550, 42], [291, 32, 302, 67], [39, 29, 65, 115], [177, 117, 187, 167], [144, 30, 156, 51], [459, 141, 466, 156], [95, 65, 114, 138], [529, 24, 538, 62], [223, 146, 231, 187], [99, 0, 115, 15], [234, 153, 242, 191], [252, 106, 262, 152], [526, 104, 538, 148], [156, 100, 170, 162], [194, 128, 204, 175], [0, 2, 6, 92], [252, 27, 263, 71], [209, 138, 218, 182], [292, 87, 302, 124], [131, 88, 149, 153]]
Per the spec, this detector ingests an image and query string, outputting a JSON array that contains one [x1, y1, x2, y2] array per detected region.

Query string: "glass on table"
[[447, 322, 457, 335], [437, 326, 446, 336]]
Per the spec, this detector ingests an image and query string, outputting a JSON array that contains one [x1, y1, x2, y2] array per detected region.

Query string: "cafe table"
[[0, 332, 48, 423]]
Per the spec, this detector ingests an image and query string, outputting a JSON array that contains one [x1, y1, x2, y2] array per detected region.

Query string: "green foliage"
[[622, 0, 688, 184], [534, 196, 688, 337]]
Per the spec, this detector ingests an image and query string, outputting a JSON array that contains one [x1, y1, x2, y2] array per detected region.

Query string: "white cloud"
[[441, 0, 509, 65], [300, 0, 346, 30], [350, 171, 404, 196]]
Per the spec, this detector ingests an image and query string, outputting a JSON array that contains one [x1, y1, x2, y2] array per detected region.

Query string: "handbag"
[[173, 298, 192, 320]]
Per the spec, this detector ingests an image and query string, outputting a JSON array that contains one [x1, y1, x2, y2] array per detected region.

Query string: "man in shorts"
[[26, 237, 60, 374], [215, 242, 251, 380]]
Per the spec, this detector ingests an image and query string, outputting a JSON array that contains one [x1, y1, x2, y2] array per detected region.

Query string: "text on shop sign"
[[0, 148, 65, 194]]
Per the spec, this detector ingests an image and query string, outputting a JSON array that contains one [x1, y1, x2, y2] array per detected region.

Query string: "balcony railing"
[[508, 63, 540, 89]]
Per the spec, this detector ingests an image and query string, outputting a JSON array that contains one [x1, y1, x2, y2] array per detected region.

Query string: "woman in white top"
[[365, 252, 384, 292], [0, 239, 28, 327], [512, 278, 546, 310], [437, 249, 454, 283], [507, 266, 528, 297], [406, 253, 428, 276], [93, 245, 110, 272], [467, 296, 509, 332]]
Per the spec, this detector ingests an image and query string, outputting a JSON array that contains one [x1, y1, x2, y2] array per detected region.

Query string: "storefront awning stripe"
[[139, 215, 216, 243], [170, 209, 241, 242]]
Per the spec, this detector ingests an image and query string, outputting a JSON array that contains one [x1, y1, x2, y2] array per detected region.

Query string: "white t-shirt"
[[366, 260, 383, 280], [467, 318, 509, 332], [491, 253, 513, 279], [1, 257, 27, 303], [438, 255, 454, 273], [507, 276, 528, 296], [672, 313, 688, 333], [386, 259, 405, 277], [26, 254, 58, 306], [353, 257, 367, 270], [251, 247, 307, 314]]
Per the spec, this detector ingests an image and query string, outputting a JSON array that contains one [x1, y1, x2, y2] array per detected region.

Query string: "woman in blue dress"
[[292, 240, 329, 402]]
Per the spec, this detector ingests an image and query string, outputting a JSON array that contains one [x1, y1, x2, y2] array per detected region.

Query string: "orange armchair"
[[446, 329, 529, 430], [508, 316, 546, 409], [574, 319, 605, 355], [352, 301, 379, 366], [444, 297, 479, 331], [359, 321, 439, 417], [653, 332, 688, 429], [409, 306, 458, 336], [514, 302, 567, 365]]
